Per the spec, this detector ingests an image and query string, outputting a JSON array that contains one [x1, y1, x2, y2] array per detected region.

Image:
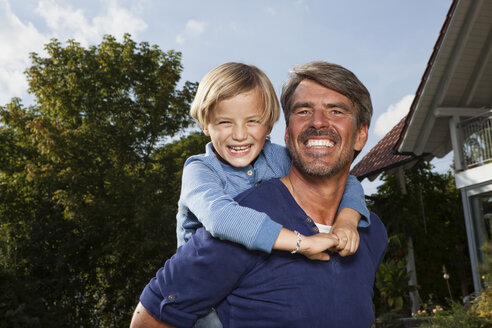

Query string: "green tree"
[[369, 161, 471, 315], [0, 34, 207, 327]]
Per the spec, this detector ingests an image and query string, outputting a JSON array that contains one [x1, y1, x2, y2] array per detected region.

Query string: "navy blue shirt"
[[140, 179, 387, 328]]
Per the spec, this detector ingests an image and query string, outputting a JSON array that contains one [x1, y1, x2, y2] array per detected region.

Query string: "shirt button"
[[312, 226, 319, 233], [247, 170, 253, 176], [168, 295, 175, 301], [305, 217, 312, 223]]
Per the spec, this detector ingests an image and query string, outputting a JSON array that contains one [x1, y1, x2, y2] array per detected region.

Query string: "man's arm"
[[130, 302, 175, 328], [133, 228, 258, 327]]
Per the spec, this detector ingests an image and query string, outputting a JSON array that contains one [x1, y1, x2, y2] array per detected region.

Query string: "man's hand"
[[298, 232, 339, 261], [130, 302, 175, 328], [331, 208, 360, 257]]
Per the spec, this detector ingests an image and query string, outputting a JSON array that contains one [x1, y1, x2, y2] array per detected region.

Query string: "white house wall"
[[456, 163, 492, 189]]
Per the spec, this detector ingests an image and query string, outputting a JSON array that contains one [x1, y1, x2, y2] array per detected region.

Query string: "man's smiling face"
[[285, 79, 368, 177]]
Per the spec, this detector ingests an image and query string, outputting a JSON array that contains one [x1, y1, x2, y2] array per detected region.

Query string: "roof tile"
[[351, 117, 414, 180]]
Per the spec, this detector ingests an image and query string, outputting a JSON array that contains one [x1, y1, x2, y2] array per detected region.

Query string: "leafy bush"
[[376, 258, 414, 310], [375, 234, 416, 316], [421, 240, 492, 327], [421, 301, 488, 328]]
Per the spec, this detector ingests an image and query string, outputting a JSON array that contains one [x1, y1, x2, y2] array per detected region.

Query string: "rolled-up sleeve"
[[140, 228, 258, 327]]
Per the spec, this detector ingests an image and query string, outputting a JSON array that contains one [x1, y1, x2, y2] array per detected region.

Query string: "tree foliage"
[[376, 235, 417, 314], [369, 161, 471, 315], [0, 34, 209, 327]]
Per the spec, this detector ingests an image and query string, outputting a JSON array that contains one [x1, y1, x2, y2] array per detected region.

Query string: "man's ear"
[[354, 124, 368, 151]]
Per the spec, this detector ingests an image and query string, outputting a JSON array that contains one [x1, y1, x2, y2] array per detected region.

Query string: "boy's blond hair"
[[190, 62, 280, 129]]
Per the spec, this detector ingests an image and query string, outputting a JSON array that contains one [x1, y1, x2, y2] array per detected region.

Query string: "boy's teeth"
[[306, 139, 334, 148], [230, 145, 250, 153]]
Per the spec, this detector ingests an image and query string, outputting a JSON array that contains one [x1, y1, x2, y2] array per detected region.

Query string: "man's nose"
[[232, 124, 248, 141], [311, 108, 329, 128]]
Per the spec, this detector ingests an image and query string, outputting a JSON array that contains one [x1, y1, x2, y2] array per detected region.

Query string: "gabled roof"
[[397, 0, 492, 157], [352, 0, 491, 181], [350, 117, 419, 181]]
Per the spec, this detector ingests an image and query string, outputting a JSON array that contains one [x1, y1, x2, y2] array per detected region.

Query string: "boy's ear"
[[202, 126, 210, 136]]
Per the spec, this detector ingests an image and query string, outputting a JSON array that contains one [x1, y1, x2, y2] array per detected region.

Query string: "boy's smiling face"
[[203, 89, 272, 168]]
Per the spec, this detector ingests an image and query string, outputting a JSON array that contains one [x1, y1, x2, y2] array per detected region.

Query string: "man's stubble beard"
[[287, 127, 356, 178]]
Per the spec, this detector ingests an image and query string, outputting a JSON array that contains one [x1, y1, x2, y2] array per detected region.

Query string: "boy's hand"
[[331, 221, 359, 256], [331, 208, 361, 256], [298, 233, 339, 261]]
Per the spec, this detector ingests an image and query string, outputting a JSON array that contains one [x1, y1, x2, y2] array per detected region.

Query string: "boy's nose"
[[232, 125, 248, 141]]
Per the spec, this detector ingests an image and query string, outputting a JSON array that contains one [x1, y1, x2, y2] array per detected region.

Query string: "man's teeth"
[[229, 145, 250, 153], [306, 139, 334, 148]]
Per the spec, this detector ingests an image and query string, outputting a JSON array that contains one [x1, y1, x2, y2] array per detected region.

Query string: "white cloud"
[[36, 0, 86, 31], [176, 20, 206, 45], [0, 0, 48, 105], [35, 0, 147, 46], [93, 1, 148, 41], [374, 94, 414, 136], [0, 0, 147, 106]]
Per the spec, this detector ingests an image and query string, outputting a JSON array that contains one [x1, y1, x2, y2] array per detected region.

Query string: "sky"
[[0, 0, 454, 194]]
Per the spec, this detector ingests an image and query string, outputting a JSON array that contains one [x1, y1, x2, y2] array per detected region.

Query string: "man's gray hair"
[[280, 61, 373, 128]]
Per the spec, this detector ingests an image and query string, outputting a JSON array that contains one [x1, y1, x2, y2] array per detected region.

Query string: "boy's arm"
[[273, 228, 339, 260], [182, 160, 338, 259], [338, 175, 370, 226], [332, 175, 369, 256], [181, 160, 282, 252]]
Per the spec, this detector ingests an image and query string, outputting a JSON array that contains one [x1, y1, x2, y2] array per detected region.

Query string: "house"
[[351, 0, 492, 294]]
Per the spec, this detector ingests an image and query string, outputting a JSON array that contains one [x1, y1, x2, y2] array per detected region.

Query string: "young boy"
[[177, 62, 370, 261]]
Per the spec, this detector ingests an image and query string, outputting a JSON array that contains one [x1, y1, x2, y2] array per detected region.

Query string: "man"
[[130, 62, 387, 328]]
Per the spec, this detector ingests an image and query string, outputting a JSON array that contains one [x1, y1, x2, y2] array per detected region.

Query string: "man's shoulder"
[[365, 211, 387, 236], [234, 178, 283, 205], [363, 212, 388, 257]]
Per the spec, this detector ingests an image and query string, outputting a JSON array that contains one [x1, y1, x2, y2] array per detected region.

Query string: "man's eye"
[[331, 109, 342, 115], [296, 109, 309, 115]]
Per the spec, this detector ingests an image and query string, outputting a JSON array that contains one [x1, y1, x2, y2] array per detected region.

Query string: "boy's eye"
[[248, 119, 261, 124], [218, 121, 231, 125]]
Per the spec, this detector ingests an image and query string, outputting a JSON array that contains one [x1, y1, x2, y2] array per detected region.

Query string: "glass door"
[[464, 184, 492, 292], [469, 190, 492, 263]]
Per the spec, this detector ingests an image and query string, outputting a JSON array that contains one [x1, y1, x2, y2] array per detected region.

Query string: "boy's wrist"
[[298, 234, 312, 254], [336, 208, 361, 226]]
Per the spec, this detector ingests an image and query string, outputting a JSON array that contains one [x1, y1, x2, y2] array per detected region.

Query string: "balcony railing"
[[458, 109, 492, 169]]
